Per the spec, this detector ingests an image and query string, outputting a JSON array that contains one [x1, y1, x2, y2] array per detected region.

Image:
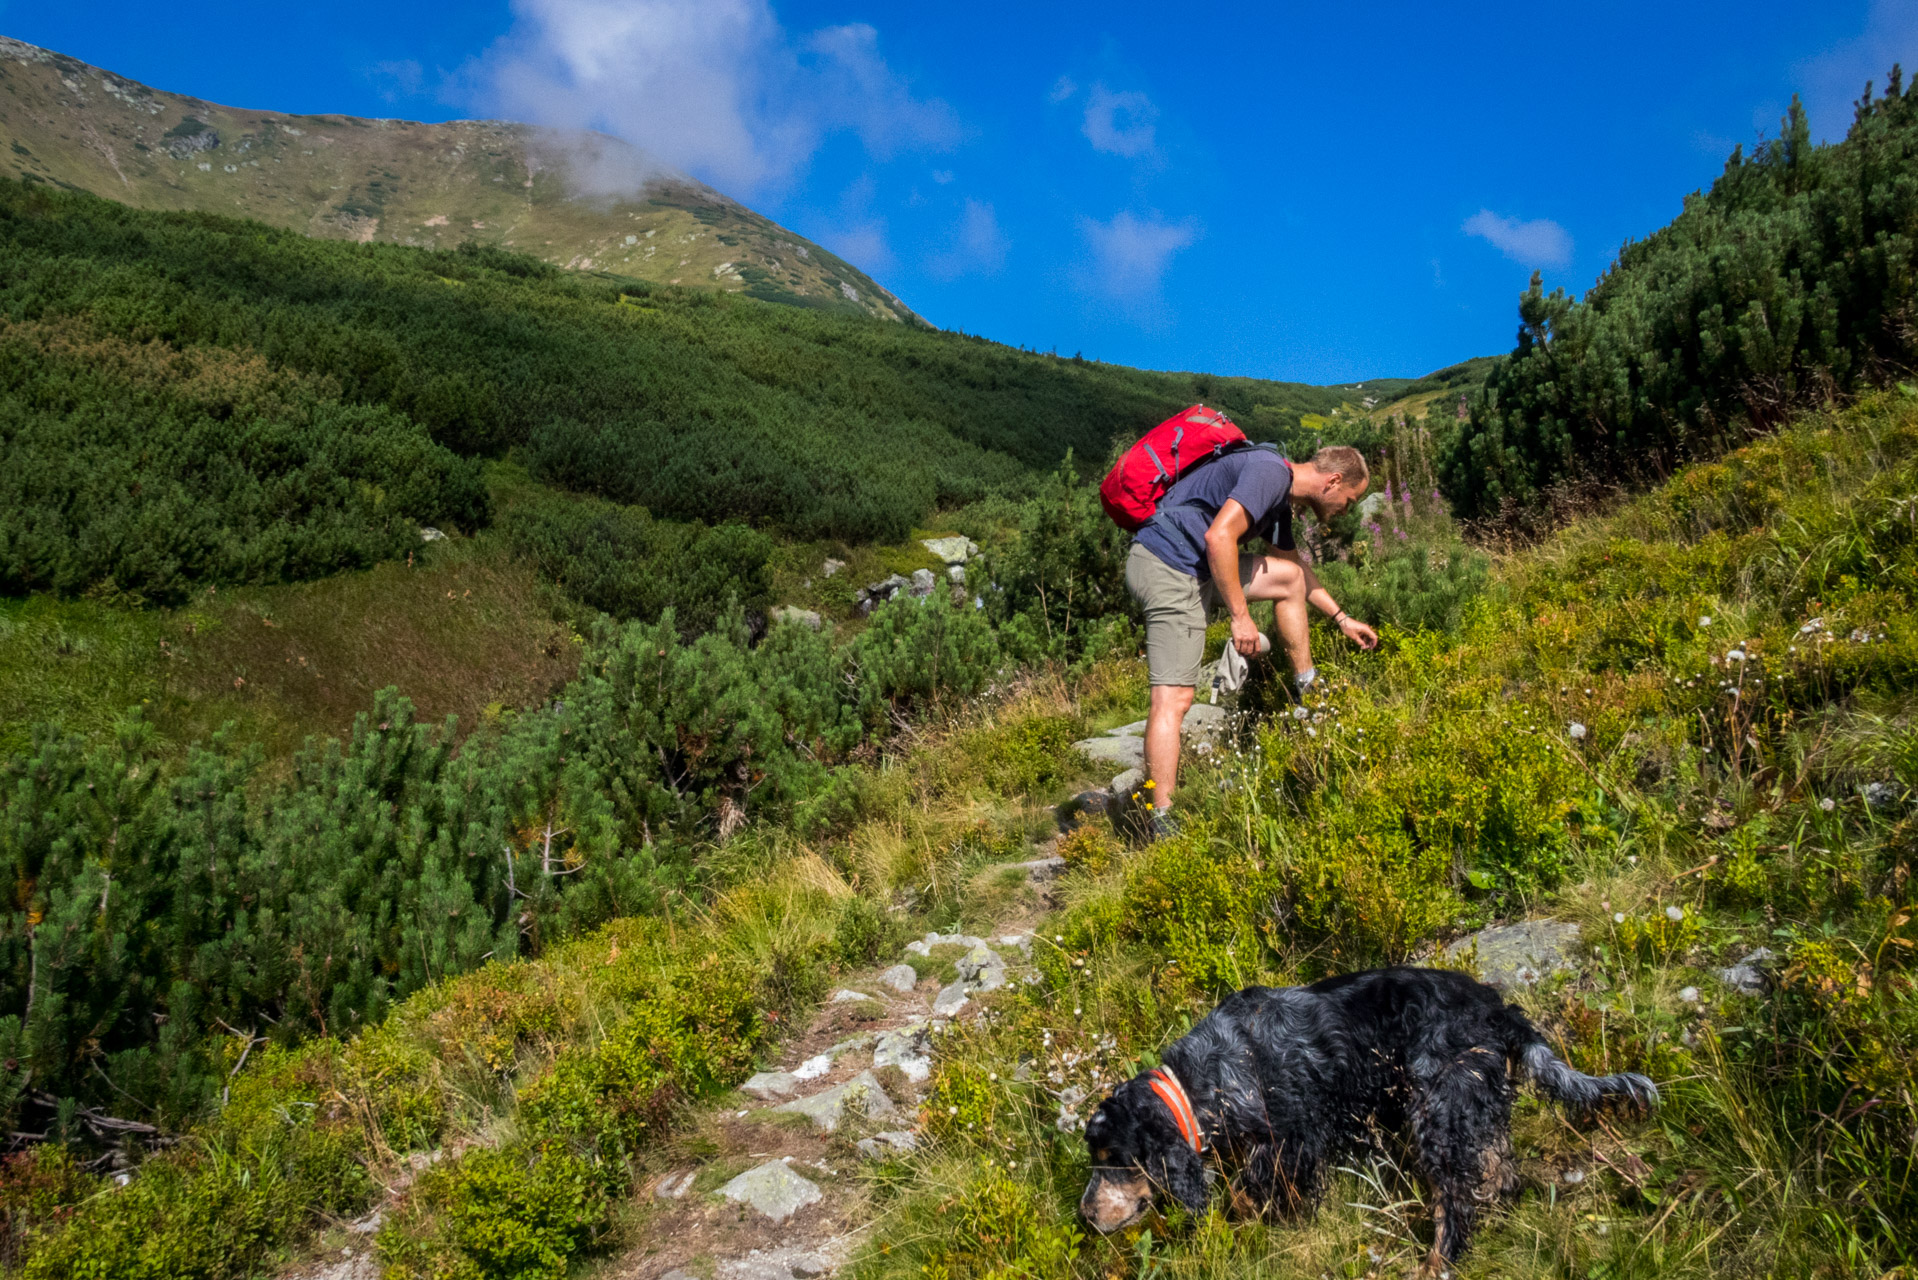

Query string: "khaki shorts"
[[1125, 542, 1259, 686]]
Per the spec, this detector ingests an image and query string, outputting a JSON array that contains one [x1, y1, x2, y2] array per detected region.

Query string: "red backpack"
[[1099, 405, 1250, 531]]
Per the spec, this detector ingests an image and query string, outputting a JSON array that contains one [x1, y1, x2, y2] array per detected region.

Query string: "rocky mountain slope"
[[0, 35, 914, 321]]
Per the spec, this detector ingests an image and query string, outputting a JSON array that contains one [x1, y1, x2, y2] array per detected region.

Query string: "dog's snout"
[[1080, 1173, 1152, 1234]]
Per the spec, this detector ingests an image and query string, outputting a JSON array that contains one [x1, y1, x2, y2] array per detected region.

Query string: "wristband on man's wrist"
[[1333, 609, 1349, 625]]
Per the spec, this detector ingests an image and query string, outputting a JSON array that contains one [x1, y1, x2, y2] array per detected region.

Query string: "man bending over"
[[1125, 443, 1379, 836]]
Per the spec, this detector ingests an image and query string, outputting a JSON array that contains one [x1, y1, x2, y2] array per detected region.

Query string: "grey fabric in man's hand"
[[1209, 631, 1269, 702]]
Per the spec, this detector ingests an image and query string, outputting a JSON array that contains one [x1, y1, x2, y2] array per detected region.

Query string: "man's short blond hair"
[[1309, 444, 1369, 489]]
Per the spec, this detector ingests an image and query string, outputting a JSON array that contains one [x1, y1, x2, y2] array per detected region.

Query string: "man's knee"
[[1150, 683, 1194, 719], [1250, 554, 1306, 599]]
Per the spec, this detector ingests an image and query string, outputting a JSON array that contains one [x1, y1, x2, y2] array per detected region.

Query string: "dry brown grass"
[[161, 538, 576, 758]]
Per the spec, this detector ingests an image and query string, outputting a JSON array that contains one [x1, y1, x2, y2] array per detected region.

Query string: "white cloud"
[[931, 169, 955, 184], [475, 0, 959, 195], [1082, 84, 1157, 158], [1048, 75, 1079, 104], [1462, 209, 1573, 269], [1798, 0, 1918, 141], [927, 199, 1009, 280], [1078, 210, 1197, 301]]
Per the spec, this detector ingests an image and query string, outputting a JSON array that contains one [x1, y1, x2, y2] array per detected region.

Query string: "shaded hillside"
[[0, 179, 1359, 596], [0, 35, 913, 320]]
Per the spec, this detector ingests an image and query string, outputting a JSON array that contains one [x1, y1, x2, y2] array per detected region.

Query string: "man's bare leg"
[[1145, 682, 1196, 813], [1244, 556, 1312, 678]]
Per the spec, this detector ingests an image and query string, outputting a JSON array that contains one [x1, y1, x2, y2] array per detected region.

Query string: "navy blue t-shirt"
[[1133, 449, 1294, 581]]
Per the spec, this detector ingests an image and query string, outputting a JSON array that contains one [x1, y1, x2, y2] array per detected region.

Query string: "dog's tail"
[[1500, 1009, 1658, 1111]]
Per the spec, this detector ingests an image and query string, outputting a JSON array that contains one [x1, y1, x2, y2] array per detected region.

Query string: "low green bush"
[[377, 1141, 606, 1280], [500, 488, 773, 632]]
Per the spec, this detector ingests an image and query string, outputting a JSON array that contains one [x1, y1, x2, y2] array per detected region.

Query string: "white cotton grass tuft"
[[1699, 615, 1712, 627], [1568, 722, 1588, 740], [1665, 906, 1685, 923], [1820, 797, 1836, 812]]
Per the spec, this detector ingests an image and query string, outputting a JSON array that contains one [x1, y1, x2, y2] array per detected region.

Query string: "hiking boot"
[[1146, 807, 1184, 842]]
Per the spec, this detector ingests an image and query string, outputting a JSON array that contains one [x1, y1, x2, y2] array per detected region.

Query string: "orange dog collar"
[[1146, 1065, 1204, 1153]]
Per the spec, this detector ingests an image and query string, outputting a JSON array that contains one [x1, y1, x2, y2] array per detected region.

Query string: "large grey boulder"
[[909, 568, 938, 597], [877, 963, 918, 992], [1073, 734, 1146, 769], [1182, 702, 1228, 740], [921, 536, 979, 564], [1444, 920, 1582, 989], [774, 1070, 896, 1131], [717, 1160, 823, 1222]]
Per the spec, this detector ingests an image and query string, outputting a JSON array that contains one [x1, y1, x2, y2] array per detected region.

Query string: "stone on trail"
[[931, 980, 969, 1018], [877, 963, 918, 992], [1009, 856, 1066, 882], [823, 558, 846, 577], [956, 943, 1007, 991], [654, 1169, 697, 1199], [1444, 920, 1582, 989], [1108, 720, 1148, 737], [830, 988, 872, 1003], [717, 1160, 823, 1222], [1716, 947, 1777, 995], [418, 526, 447, 542], [856, 1130, 921, 1158], [906, 930, 988, 956], [1072, 734, 1145, 769], [741, 1071, 800, 1100], [774, 1070, 896, 1131], [1055, 789, 1113, 832], [1109, 767, 1144, 797], [873, 1023, 933, 1081]]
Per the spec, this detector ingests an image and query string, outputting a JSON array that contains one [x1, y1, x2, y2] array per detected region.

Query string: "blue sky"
[[10, 1, 1915, 381]]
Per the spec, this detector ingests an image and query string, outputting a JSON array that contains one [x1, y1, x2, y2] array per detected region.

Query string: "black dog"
[[1080, 967, 1656, 1272]]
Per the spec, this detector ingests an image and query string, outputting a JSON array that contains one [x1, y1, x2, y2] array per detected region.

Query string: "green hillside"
[[5, 392, 1912, 1279], [0, 35, 915, 321], [0, 178, 1356, 610]]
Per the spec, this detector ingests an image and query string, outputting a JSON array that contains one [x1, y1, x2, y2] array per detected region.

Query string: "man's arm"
[[1203, 500, 1262, 654], [1272, 548, 1380, 651]]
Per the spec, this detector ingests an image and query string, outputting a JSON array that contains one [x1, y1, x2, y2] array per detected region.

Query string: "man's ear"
[[1152, 1141, 1210, 1216]]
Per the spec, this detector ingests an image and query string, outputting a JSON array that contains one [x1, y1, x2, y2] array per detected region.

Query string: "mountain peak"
[[0, 35, 917, 321]]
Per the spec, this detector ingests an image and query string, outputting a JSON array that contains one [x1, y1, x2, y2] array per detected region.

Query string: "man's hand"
[[1339, 616, 1380, 651], [1231, 612, 1264, 656]]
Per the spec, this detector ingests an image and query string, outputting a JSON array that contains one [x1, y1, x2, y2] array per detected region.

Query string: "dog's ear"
[[1151, 1138, 1209, 1217]]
